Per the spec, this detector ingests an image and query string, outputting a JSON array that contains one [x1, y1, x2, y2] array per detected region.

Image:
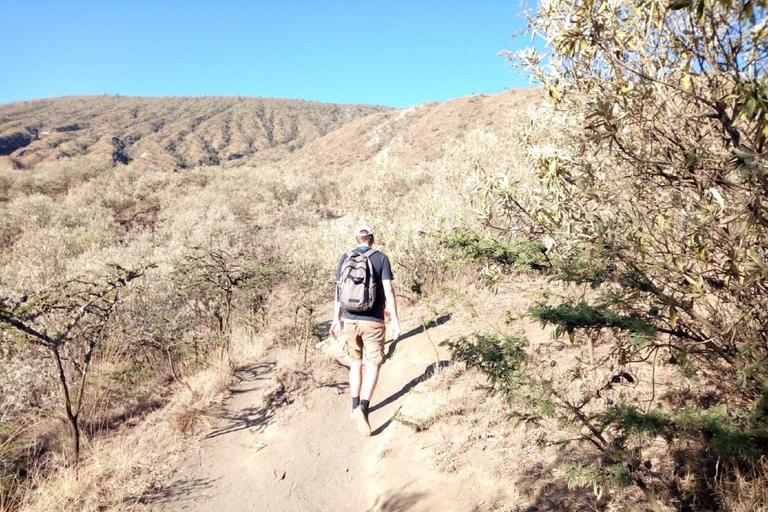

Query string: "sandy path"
[[150, 316, 514, 511]]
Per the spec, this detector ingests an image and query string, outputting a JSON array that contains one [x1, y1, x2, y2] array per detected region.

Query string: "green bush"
[[439, 230, 551, 270]]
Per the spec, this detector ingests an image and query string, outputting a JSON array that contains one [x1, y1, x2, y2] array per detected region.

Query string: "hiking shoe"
[[352, 406, 371, 437]]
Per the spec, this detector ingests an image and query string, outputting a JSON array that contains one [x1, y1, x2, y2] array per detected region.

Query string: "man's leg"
[[349, 359, 363, 411], [354, 363, 381, 437], [352, 320, 386, 437], [360, 320, 386, 405], [344, 321, 364, 416], [360, 363, 380, 402]]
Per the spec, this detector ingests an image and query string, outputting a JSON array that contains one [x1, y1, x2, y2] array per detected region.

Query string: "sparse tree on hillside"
[[0, 266, 146, 464], [173, 240, 280, 363], [461, 0, 767, 507]]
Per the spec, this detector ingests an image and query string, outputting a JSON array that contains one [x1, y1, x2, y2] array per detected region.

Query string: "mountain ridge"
[[0, 89, 542, 173], [0, 95, 392, 170]]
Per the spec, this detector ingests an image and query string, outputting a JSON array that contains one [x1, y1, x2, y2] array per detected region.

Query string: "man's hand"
[[330, 319, 341, 339], [389, 318, 401, 342]]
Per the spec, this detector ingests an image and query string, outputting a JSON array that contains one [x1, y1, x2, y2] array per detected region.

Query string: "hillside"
[[286, 88, 542, 168], [0, 89, 541, 175], [1, 86, 697, 512], [0, 95, 391, 170]]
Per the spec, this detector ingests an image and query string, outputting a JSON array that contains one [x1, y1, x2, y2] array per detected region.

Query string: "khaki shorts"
[[343, 319, 386, 366]]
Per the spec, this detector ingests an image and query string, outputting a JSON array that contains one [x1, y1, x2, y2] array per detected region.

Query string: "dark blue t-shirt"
[[336, 247, 393, 321]]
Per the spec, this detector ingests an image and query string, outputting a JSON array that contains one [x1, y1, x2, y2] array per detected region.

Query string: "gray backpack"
[[337, 249, 377, 312]]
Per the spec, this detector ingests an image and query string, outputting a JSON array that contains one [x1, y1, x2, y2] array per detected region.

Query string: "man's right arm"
[[330, 296, 342, 339], [330, 254, 344, 339]]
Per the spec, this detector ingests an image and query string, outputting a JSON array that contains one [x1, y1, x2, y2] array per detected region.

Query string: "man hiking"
[[330, 225, 401, 437]]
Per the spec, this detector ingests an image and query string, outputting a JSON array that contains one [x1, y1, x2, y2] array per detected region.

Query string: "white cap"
[[354, 225, 373, 237]]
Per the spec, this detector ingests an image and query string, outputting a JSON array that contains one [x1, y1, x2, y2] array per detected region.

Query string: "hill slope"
[[0, 96, 391, 170], [288, 87, 542, 168]]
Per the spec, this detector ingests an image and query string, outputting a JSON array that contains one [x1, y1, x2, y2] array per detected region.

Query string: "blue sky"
[[0, 1, 538, 108]]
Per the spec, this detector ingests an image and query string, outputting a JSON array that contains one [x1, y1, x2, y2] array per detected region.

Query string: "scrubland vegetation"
[[0, 93, 510, 510], [1, 0, 767, 509]]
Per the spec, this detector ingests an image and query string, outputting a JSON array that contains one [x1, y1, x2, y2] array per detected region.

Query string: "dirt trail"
[[150, 313, 515, 511]]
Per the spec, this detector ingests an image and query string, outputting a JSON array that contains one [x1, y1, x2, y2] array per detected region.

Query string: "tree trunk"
[[634, 475, 663, 512], [52, 346, 81, 465]]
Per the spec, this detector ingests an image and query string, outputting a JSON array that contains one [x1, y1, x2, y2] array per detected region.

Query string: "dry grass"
[[716, 463, 768, 512], [13, 327, 270, 512], [17, 410, 187, 512]]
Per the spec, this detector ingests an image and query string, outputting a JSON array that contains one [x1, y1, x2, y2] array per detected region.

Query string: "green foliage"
[[443, 332, 529, 390], [169, 150, 187, 169], [566, 463, 633, 499], [447, 329, 680, 508], [200, 144, 220, 166], [594, 405, 674, 443], [150, 119, 165, 133], [439, 230, 550, 270], [443, 332, 544, 411], [677, 399, 768, 462], [532, 302, 657, 341], [111, 138, 132, 165]]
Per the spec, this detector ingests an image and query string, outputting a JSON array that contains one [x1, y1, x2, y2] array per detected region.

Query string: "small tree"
[[0, 266, 145, 464], [173, 241, 280, 363], [287, 252, 333, 363]]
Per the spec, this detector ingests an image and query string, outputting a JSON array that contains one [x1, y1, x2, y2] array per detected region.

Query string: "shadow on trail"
[[370, 360, 452, 436], [367, 489, 428, 512], [367, 486, 481, 512], [322, 380, 348, 392], [138, 476, 217, 505], [204, 360, 277, 439], [371, 414, 395, 437], [230, 360, 276, 394], [204, 405, 274, 439], [371, 360, 452, 414], [385, 314, 451, 359]]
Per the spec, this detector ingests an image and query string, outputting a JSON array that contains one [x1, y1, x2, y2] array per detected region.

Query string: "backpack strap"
[[362, 248, 378, 257]]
